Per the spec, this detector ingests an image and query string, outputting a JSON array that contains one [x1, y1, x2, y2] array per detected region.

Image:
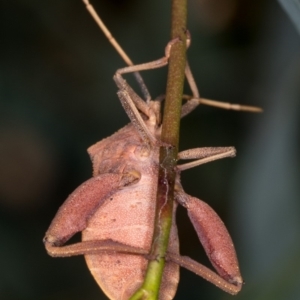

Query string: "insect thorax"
[[88, 123, 160, 177]]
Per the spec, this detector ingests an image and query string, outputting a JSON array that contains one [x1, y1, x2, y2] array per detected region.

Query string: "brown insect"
[[44, 1, 261, 299]]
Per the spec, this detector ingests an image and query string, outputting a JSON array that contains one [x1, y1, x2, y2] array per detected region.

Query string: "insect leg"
[[177, 147, 236, 171], [117, 89, 158, 147], [44, 172, 139, 253], [45, 239, 148, 258], [166, 253, 242, 295], [173, 191, 243, 295], [113, 39, 180, 145]]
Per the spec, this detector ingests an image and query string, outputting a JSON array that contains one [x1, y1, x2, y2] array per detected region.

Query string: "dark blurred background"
[[1, 0, 300, 299]]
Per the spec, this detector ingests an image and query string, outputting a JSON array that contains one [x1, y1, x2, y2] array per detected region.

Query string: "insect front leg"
[[172, 190, 243, 295], [44, 172, 142, 257], [112, 39, 180, 146]]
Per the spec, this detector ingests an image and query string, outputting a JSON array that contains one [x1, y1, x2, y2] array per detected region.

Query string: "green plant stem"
[[129, 0, 187, 299]]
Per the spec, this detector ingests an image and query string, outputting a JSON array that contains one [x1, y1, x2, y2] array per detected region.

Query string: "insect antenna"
[[82, 0, 151, 103]]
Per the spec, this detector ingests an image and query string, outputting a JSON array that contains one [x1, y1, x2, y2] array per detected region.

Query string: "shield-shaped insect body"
[[44, 56, 243, 299], [44, 3, 249, 298], [83, 122, 180, 299]]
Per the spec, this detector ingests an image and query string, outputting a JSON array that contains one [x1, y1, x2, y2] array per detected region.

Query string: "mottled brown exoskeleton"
[[43, 2, 259, 299]]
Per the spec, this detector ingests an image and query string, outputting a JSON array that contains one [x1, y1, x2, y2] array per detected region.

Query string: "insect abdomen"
[[82, 175, 179, 300]]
